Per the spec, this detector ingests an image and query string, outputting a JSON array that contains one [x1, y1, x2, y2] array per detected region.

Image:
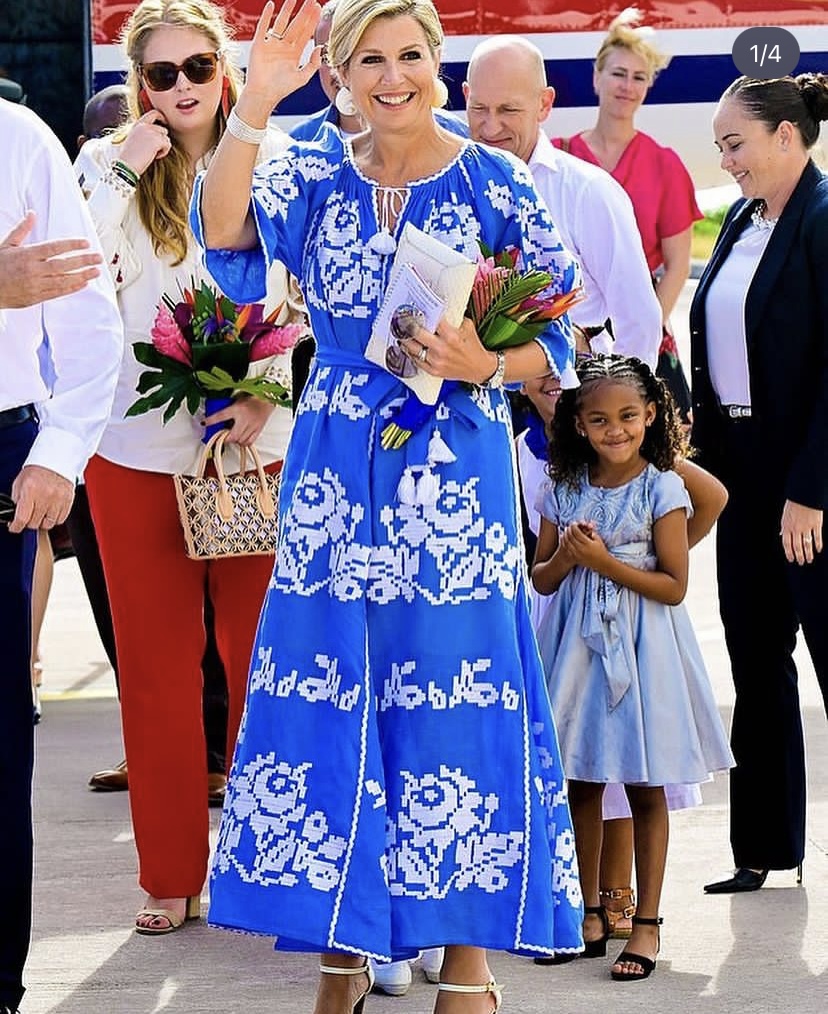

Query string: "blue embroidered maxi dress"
[[191, 129, 584, 960]]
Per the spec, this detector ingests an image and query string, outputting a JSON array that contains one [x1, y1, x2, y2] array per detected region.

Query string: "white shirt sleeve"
[[573, 173, 662, 367], [75, 139, 143, 291], [23, 122, 124, 482]]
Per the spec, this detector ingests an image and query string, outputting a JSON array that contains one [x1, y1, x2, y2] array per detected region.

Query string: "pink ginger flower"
[[249, 323, 304, 361], [151, 305, 192, 365]]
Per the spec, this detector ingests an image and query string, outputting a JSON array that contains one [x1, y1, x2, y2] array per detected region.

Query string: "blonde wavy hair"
[[327, 0, 443, 70], [119, 0, 242, 264], [594, 7, 670, 83]]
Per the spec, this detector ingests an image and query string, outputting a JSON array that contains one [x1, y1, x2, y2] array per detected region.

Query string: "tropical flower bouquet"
[[467, 244, 582, 347], [380, 244, 582, 449], [126, 280, 303, 424]]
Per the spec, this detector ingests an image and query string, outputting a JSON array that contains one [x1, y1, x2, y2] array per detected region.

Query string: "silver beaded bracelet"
[[226, 108, 267, 146]]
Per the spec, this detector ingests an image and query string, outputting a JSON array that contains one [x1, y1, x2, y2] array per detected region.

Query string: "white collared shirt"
[[74, 130, 303, 475], [704, 219, 773, 407], [0, 99, 123, 482], [528, 132, 662, 366]]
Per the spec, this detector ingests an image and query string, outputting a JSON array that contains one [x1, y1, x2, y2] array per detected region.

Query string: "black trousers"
[[714, 417, 828, 870], [67, 484, 228, 774], [0, 416, 38, 1011]]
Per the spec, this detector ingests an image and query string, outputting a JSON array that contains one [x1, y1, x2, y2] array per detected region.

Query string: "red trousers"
[[85, 455, 276, 898]]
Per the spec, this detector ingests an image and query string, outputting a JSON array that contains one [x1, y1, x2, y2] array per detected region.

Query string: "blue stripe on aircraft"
[[93, 50, 827, 113]]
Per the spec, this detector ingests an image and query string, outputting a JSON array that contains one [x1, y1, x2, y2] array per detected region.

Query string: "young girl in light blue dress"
[[532, 354, 733, 983]]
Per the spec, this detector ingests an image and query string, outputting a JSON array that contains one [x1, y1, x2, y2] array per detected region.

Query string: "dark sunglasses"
[[139, 51, 221, 92], [0, 493, 16, 526]]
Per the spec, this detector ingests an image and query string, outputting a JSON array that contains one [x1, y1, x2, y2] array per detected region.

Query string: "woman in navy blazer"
[[689, 74, 828, 894]]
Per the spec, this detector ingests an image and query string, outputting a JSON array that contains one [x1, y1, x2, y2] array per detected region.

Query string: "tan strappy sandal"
[[318, 961, 375, 1014], [134, 894, 200, 935], [438, 980, 503, 1012], [600, 886, 636, 938]]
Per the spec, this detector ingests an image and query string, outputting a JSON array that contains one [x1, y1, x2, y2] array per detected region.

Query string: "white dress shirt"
[[74, 130, 304, 475], [528, 132, 662, 366], [0, 99, 123, 482], [516, 430, 553, 631], [704, 220, 773, 407]]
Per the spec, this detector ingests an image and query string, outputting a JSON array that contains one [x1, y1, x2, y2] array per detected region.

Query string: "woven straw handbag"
[[173, 429, 280, 560]]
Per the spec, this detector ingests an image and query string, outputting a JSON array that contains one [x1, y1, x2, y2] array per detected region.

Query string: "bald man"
[[464, 36, 661, 365]]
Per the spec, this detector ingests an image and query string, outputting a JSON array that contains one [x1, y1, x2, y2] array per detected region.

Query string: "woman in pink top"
[[554, 7, 701, 424]]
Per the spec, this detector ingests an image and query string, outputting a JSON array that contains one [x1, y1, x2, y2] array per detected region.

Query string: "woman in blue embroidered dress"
[[192, 2, 582, 1011]]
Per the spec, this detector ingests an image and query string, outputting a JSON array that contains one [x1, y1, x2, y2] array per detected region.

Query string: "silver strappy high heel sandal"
[[438, 980, 503, 1012], [318, 961, 375, 1014]]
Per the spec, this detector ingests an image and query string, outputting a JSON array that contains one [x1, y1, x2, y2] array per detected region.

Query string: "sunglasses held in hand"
[[0, 493, 17, 525], [139, 51, 221, 92]]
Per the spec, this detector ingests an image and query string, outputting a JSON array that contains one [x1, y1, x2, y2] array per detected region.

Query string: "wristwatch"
[[479, 350, 506, 390]]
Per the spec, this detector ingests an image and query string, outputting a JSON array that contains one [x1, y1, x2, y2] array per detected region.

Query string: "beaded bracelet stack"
[[226, 108, 267, 146], [104, 158, 141, 198]]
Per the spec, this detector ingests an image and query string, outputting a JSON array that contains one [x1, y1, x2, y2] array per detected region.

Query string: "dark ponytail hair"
[[721, 72, 828, 149], [549, 354, 688, 488]]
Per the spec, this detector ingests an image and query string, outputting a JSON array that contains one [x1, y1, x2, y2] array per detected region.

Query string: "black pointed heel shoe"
[[610, 915, 662, 982], [703, 868, 768, 894]]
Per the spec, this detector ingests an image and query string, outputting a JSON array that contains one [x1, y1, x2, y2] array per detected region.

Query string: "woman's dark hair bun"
[[795, 71, 828, 124]]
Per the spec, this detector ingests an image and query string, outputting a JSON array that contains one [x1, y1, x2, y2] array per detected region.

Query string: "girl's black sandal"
[[534, 905, 609, 964], [582, 905, 610, 958], [610, 915, 662, 982]]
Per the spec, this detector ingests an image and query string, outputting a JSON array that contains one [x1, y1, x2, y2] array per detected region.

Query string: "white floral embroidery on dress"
[[421, 200, 481, 258], [378, 657, 521, 713], [296, 368, 372, 422], [370, 478, 519, 606], [307, 193, 383, 318], [518, 193, 570, 270], [276, 468, 366, 595], [387, 765, 523, 898], [483, 179, 518, 217], [328, 372, 373, 421], [253, 168, 299, 221], [249, 645, 363, 711], [214, 753, 348, 891]]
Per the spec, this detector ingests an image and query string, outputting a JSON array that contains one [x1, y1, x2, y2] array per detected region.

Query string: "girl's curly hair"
[[549, 354, 688, 487]]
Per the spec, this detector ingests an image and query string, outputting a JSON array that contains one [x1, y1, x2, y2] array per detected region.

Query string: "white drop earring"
[[335, 86, 358, 117], [432, 78, 449, 108]]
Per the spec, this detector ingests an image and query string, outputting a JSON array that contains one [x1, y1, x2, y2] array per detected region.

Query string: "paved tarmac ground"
[[27, 282, 828, 1013]]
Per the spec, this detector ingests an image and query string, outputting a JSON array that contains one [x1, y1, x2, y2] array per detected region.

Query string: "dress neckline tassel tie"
[[366, 186, 408, 254]]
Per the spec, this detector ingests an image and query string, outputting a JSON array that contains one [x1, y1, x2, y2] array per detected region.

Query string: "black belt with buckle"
[[720, 404, 752, 419], [0, 404, 36, 430]]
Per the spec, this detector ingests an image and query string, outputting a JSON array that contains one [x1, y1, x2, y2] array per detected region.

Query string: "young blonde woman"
[[75, 0, 305, 935]]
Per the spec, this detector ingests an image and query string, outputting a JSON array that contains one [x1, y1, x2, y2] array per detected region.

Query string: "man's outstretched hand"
[[0, 210, 102, 309]]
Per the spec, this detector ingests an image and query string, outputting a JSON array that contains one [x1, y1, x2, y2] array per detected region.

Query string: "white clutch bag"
[[365, 223, 477, 405]]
